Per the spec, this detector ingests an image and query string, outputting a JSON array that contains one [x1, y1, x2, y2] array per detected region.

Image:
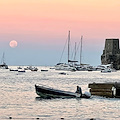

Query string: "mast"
[[1, 52, 5, 64], [68, 30, 70, 63], [74, 42, 77, 61], [80, 36, 83, 65]]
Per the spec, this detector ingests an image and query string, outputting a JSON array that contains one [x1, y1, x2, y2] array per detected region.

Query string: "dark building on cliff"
[[101, 39, 120, 70]]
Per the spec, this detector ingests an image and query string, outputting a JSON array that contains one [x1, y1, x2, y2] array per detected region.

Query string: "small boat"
[[0, 63, 8, 69], [41, 69, 48, 72], [0, 53, 8, 69], [26, 66, 38, 71], [9, 69, 18, 71], [31, 67, 38, 71], [101, 68, 112, 73], [17, 66, 22, 69], [35, 84, 91, 99], [18, 70, 26, 72], [50, 67, 55, 69], [59, 72, 67, 75]]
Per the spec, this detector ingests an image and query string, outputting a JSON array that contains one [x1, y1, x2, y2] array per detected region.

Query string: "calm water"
[[0, 66, 120, 120]]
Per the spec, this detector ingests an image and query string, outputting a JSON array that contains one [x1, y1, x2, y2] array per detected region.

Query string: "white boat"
[[55, 63, 76, 71], [35, 84, 91, 99], [24, 66, 38, 71], [55, 31, 77, 71], [100, 64, 117, 73], [101, 68, 112, 73], [31, 67, 38, 71], [18, 70, 26, 72], [75, 36, 91, 71]]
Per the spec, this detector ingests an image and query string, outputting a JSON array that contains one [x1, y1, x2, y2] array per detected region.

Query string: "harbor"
[[0, 66, 120, 120]]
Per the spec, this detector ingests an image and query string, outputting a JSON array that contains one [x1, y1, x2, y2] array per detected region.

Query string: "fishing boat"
[[35, 84, 91, 99]]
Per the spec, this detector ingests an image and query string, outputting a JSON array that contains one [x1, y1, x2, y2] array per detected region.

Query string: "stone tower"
[[101, 39, 120, 70]]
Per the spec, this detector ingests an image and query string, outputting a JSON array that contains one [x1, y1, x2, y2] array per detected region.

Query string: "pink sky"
[[0, 0, 120, 65]]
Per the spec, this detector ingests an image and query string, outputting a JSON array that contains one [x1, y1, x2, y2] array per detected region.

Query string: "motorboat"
[[101, 68, 112, 73], [31, 67, 38, 71], [35, 84, 91, 99]]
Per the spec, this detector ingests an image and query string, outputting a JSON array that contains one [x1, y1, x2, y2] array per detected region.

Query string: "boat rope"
[[59, 38, 68, 63]]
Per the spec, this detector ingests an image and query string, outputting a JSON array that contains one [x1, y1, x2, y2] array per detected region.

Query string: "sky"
[[0, 0, 120, 66]]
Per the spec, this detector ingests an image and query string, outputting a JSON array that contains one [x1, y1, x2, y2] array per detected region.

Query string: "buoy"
[[9, 117, 12, 119]]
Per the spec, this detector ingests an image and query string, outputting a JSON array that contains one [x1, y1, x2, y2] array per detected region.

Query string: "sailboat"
[[75, 36, 89, 71], [55, 31, 77, 71], [0, 53, 8, 69]]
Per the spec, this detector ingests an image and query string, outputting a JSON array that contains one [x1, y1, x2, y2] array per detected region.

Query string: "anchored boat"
[[35, 84, 91, 99]]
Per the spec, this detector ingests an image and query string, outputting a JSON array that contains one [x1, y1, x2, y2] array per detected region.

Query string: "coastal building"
[[101, 39, 120, 70]]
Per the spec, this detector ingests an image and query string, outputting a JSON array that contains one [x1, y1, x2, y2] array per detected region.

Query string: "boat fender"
[[112, 86, 116, 97]]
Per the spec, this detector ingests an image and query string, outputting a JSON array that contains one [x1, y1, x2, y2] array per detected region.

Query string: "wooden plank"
[[88, 83, 114, 89], [91, 91, 113, 97], [90, 88, 112, 92]]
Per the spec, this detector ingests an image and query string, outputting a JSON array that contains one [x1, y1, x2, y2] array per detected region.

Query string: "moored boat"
[[9, 69, 18, 71], [0, 53, 8, 69], [55, 31, 77, 71], [41, 69, 48, 72], [55, 63, 76, 71], [101, 68, 112, 73], [31, 67, 38, 71], [35, 84, 91, 99], [18, 70, 26, 72]]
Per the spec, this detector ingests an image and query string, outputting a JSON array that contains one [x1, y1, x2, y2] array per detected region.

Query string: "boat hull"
[[35, 84, 81, 99]]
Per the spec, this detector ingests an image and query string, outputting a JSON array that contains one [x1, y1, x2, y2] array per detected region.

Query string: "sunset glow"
[[0, 0, 120, 65]]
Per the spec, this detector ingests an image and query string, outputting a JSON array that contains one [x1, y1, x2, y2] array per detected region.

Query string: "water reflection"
[[0, 67, 120, 120]]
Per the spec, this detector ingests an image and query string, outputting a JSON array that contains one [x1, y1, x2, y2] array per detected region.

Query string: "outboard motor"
[[82, 91, 91, 98], [76, 86, 82, 97]]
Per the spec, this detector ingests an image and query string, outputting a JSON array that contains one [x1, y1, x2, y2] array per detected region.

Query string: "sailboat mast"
[[1, 52, 5, 64], [80, 36, 83, 65], [68, 30, 70, 63], [74, 42, 77, 61]]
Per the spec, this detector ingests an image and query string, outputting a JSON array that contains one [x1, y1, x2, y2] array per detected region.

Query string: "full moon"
[[9, 40, 18, 48]]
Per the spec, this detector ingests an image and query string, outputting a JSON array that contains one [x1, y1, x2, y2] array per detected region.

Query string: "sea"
[[0, 66, 120, 120]]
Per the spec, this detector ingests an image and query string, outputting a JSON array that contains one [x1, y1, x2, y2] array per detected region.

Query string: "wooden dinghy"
[[35, 84, 91, 99]]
